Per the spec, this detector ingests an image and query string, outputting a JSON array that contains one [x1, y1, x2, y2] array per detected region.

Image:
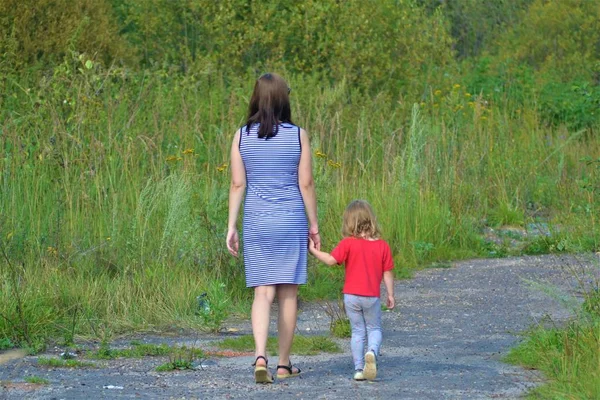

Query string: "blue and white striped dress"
[[239, 123, 308, 287]]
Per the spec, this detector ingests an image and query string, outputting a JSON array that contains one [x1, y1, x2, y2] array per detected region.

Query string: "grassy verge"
[[24, 376, 50, 384], [505, 282, 600, 398], [216, 335, 341, 355], [89, 342, 205, 360], [37, 357, 95, 368]]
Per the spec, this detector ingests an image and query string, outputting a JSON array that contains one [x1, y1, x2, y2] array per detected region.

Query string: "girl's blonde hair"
[[342, 200, 381, 239]]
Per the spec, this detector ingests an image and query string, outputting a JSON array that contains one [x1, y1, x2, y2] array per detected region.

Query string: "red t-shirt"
[[330, 237, 394, 297]]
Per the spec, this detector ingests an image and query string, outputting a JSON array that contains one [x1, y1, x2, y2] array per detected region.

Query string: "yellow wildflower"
[[47, 246, 58, 256], [434, 90, 442, 96], [217, 162, 229, 172], [327, 160, 342, 168], [315, 150, 327, 159], [453, 84, 461, 90], [480, 116, 487, 121], [106, 237, 111, 241], [166, 155, 182, 162], [468, 102, 475, 107], [465, 93, 471, 98], [182, 148, 194, 155]]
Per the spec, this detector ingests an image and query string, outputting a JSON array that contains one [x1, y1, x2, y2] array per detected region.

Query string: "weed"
[[154, 346, 203, 372], [90, 342, 173, 359], [330, 319, 351, 339], [505, 255, 600, 397], [24, 376, 49, 384], [320, 300, 351, 339], [0, 338, 14, 350], [37, 357, 95, 368], [155, 359, 193, 372]]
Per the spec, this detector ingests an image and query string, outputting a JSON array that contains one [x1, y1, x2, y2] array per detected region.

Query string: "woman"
[[226, 73, 320, 383]]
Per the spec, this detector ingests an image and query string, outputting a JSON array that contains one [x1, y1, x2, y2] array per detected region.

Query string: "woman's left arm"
[[227, 130, 246, 257], [298, 128, 321, 249]]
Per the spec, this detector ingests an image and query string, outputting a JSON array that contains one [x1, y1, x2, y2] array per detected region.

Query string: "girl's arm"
[[226, 130, 246, 257], [383, 270, 395, 309], [308, 238, 337, 266], [298, 129, 320, 249]]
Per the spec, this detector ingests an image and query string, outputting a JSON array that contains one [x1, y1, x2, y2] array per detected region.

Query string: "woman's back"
[[240, 123, 303, 215]]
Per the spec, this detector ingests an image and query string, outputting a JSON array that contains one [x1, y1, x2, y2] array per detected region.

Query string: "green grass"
[[37, 357, 95, 368], [90, 343, 175, 359], [155, 360, 194, 372], [24, 376, 49, 384], [505, 284, 600, 398], [505, 320, 600, 399], [154, 345, 204, 372], [0, 64, 598, 347], [216, 335, 341, 355], [331, 318, 351, 339], [0, 338, 14, 350]]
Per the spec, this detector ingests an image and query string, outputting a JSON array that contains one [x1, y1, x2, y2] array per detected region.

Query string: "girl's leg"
[[252, 285, 277, 366], [363, 297, 383, 355], [276, 284, 299, 373], [344, 294, 367, 370]]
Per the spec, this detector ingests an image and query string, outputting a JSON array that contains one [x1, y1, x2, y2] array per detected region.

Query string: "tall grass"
[[1, 62, 598, 345], [505, 259, 600, 398]]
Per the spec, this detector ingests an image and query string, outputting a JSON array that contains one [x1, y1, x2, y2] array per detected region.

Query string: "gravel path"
[[1, 254, 598, 400]]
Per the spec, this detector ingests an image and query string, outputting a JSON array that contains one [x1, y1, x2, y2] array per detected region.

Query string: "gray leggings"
[[344, 294, 382, 370]]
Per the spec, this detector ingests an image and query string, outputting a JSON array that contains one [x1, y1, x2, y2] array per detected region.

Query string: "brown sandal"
[[252, 356, 273, 384], [276, 361, 301, 379]]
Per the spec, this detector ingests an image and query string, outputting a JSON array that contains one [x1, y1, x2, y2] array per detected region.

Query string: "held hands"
[[308, 236, 318, 254], [308, 229, 321, 251], [226, 228, 239, 257]]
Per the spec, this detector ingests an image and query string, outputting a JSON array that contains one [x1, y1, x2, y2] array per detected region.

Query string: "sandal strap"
[[276, 362, 300, 374], [252, 355, 268, 366]]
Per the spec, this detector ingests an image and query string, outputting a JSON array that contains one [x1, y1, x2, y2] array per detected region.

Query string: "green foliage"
[[418, 0, 533, 58], [583, 289, 600, 318], [155, 359, 193, 372], [506, 318, 600, 398], [37, 357, 95, 368], [498, 0, 600, 82], [108, 0, 455, 94], [1, 0, 600, 347], [539, 80, 600, 131], [487, 202, 525, 228], [0, 338, 14, 350], [91, 342, 173, 359], [24, 376, 50, 385], [195, 281, 231, 333], [0, 0, 130, 71], [154, 346, 205, 372], [331, 318, 351, 339]]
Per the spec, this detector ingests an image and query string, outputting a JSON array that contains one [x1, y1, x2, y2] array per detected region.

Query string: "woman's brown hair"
[[342, 200, 382, 239], [246, 73, 292, 139]]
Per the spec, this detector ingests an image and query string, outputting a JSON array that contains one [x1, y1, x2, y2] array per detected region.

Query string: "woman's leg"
[[276, 284, 299, 372], [252, 285, 276, 365], [344, 294, 367, 370]]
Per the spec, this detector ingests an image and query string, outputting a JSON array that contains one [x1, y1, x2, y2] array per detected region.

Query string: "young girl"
[[309, 200, 395, 381]]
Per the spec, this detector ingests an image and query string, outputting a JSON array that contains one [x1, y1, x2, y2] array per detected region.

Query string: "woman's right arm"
[[227, 130, 246, 257], [298, 128, 320, 249]]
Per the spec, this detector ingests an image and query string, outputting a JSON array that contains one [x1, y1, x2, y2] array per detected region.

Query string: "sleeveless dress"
[[239, 123, 308, 287]]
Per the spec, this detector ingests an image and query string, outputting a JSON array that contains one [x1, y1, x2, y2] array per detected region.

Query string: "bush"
[[0, 0, 130, 70]]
